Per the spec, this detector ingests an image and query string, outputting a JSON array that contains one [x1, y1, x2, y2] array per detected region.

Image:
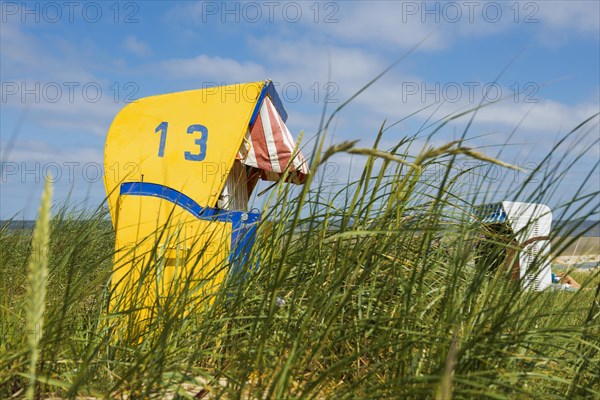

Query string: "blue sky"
[[1, 1, 599, 219]]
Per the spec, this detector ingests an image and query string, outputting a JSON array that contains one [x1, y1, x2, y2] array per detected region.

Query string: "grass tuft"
[[0, 99, 598, 399], [25, 178, 52, 400]]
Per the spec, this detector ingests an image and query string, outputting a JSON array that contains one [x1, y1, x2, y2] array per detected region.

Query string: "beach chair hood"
[[238, 95, 309, 184], [104, 79, 309, 224]]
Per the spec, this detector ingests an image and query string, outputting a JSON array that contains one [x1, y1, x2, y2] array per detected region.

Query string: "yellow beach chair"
[[103, 80, 308, 331]]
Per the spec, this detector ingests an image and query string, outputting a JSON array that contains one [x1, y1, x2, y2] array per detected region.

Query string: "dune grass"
[[1, 107, 599, 399]]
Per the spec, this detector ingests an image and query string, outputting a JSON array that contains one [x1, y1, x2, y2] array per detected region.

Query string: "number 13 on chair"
[[155, 121, 208, 161]]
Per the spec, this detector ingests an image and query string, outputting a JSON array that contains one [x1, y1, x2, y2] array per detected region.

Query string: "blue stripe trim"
[[265, 80, 288, 122], [120, 182, 261, 225], [473, 202, 507, 224], [120, 182, 227, 222], [120, 182, 261, 276], [248, 82, 268, 127], [248, 80, 288, 126]]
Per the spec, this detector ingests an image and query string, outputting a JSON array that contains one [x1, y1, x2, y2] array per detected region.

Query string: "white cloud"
[[474, 100, 599, 134], [248, 36, 388, 97], [0, 20, 97, 82], [1, 22, 128, 137], [161, 55, 266, 82], [309, 1, 599, 51], [122, 35, 152, 56], [341, 74, 598, 138], [2, 79, 123, 136], [310, 2, 446, 51], [537, 1, 600, 35], [1, 140, 106, 219], [3, 139, 103, 164]]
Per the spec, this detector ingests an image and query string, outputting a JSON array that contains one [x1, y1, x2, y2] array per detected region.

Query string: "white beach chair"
[[473, 201, 553, 291]]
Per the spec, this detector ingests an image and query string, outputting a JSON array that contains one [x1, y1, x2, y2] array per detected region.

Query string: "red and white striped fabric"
[[238, 96, 309, 184]]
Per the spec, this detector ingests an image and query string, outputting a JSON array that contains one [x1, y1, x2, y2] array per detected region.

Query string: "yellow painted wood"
[[104, 81, 264, 225], [110, 195, 231, 336], [103, 81, 265, 334]]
